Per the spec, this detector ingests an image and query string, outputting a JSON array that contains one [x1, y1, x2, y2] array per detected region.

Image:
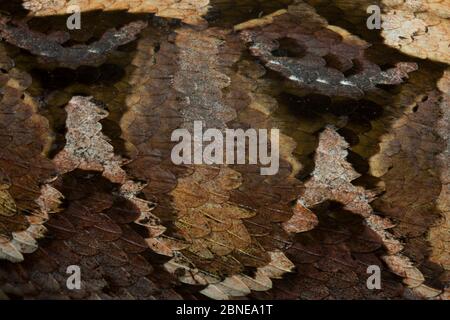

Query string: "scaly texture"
[[0, 43, 57, 262], [381, 0, 450, 64], [251, 127, 406, 299], [369, 79, 447, 294], [0, 171, 182, 299], [121, 26, 309, 299], [303, 127, 442, 298], [0, 16, 147, 68], [238, 2, 417, 99], [430, 69, 450, 299], [23, 0, 209, 25], [53, 95, 167, 246], [304, 0, 449, 64], [0, 0, 448, 300]]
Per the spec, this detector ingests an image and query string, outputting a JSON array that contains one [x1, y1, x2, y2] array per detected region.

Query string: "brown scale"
[[224, 57, 305, 255], [250, 202, 406, 300], [0, 171, 182, 299], [21, 0, 209, 26], [237, 2, 417, 99], [370, 81, 448, 291], [124, 27, 240, 278], [121, 25, 311, 292], [0, 0, 447, 300], [433, 70, 450, 299], [335, 50, 449, 293], [303, 0, 450, 65], [230, 2, 448, 298], [121, 26, 186, 231], [0, 11, 152, 160], [0, 43, 56, 262]]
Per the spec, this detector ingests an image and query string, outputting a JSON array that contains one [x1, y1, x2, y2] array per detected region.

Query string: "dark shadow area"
[[249, 201, 407, 299]]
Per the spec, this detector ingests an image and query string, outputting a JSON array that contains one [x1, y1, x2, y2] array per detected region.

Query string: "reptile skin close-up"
[[0, 0, 448, 300]]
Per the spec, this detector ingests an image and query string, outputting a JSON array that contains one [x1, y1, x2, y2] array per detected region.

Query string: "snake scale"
[[0, 0, 448, 300]]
